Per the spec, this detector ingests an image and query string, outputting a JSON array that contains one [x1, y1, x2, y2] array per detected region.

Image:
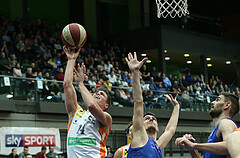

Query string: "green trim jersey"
[[67, 107, 110, 158]]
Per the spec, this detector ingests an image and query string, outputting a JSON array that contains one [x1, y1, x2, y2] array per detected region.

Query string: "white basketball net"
[[155, 0, 189, 18]]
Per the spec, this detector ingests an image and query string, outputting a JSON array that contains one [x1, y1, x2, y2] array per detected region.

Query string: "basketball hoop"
[[155, 0, 189, 18]]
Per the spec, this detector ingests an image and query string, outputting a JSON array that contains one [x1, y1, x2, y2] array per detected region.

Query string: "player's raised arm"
[[157, 94, 180, 150], [63, 46, 81, 120], [125, 52, 148, 148], [74, 62, 112, 131]]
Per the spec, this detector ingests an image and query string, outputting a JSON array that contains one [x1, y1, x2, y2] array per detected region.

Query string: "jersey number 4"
[[77, 124, 85, 134]]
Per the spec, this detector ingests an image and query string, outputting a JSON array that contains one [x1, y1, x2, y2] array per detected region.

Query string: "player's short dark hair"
[[221, 92, 239, 117], [143, 112, 157, 119], [125, 121, 133, 135], [24, 146, 29, 149], [96, 87, 111, 106]]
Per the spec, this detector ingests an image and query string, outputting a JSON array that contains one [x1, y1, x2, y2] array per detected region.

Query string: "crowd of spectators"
[[8, 146, 58, 158], [0, 15, 239, 108]]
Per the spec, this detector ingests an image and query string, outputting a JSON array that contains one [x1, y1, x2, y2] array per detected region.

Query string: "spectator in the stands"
[[122, 71, 128, 81], [155, 72, 163, 84], [108, 70, 117, 85], [209, 75, 216, 86], [148, 77, 157, 91], [121, 77, 128, 87], [43, 49, 52, 61], [76, 53, 84, 65], [115, 69, 122, 80], [85, 53, 94, 67], [180, 75, 188, 87], [2, 30, 11, 42], [30, 62, 38, 76], [114, 84, 133, 107], [22, 67, 35, 94], [216, 81, 225, 95], [181, 88, 195, 103], [9, 54, 17, 68], [1, 40, 9, 57], [114, 61, 121, 70], [13, 63, 22, 77], [39, 42, 47, 54], [193, 75, 201, 84], [53, 53, 62, 68], [145, 90, 162, 109], [88, 75, 97, 88], [115, 74, 122, 86], [47, 146, 58, 158], [53, 39, 62, 52], [56, 67, 64, 81], [35, 146, 48, 158], [80, 74, 89, 90], [195, 90, 205, 103], [104, 60, 113, 73], [49, 80, 62, 102], [178, 81, 185, 92], [0, 52, 11, 74], [171, 80, 181, 92], [36, 71, 44, 81], [150, 66, 157, 79], [169, 74, 174, 84], [44, 71, 52, 80], [98, 60, 105, 70], [125, 73, 132, 83], [224, 84, 231, 93], [103, 77, 113, 93], [108, 46, 115, 59], [195, 82, 202, 94], [19, 146, 29, 158], [155, 82, 165, 101], [8, 148, 19, 158], [141, 64, 150, 81], [205, 84, 213, 94], [162, 73, 172, 89], [185, 72, 193, 84], [96, 77, 104, 88]]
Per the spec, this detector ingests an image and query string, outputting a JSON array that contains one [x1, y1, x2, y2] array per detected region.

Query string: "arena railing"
[[0, 75, 216, 112]]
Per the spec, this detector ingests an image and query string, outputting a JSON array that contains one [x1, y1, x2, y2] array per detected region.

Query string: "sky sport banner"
[[0, 127, 61, 155]]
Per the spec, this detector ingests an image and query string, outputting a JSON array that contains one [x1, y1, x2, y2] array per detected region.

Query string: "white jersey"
[[67, 107, 110, 158], [120, 144, 130, 158]]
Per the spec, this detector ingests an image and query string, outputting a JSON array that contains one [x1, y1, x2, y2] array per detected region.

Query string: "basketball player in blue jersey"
[[125, 52, 180, 158], [63, 46, 112, 158], [175, 92, 239, 158]]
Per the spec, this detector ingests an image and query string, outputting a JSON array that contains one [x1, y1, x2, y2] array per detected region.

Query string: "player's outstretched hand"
[[74, 63, 86, 84], [164, 94, 180, 107], [125, 52, 147, 72], [175, 135, 195, 150], [63, 45, 81, 60]]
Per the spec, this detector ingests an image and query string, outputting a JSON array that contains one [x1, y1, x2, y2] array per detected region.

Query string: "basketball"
[[61, 23, 87, 49]]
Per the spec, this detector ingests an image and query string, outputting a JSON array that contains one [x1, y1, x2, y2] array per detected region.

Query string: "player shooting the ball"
[[63, 46, 112, 158]]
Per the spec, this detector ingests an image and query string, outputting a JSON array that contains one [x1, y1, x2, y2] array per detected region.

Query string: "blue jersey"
[[127, 136, 162, 158], [203, 118, 239, 158]]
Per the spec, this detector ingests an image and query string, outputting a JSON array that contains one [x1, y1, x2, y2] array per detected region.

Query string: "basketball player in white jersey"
[[63, 46, 112, 158], [114, 121, 133, 158]]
